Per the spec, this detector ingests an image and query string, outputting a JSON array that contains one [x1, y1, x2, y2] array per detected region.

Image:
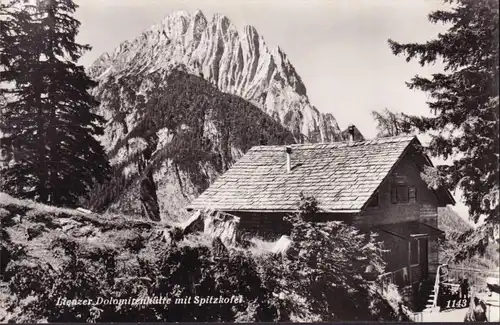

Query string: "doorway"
[[419, 237, 429, 279]]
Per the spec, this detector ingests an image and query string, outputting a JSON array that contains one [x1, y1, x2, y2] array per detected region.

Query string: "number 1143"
[[446, 299, 468, 309]]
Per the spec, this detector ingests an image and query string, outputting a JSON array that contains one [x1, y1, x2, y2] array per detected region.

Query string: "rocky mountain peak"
[[88, 10, 346, 143]]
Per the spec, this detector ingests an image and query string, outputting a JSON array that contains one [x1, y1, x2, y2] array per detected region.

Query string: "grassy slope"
[[0, 192, 167, 265], [0, 193, 403, 322], [0, 192, 171, 322]]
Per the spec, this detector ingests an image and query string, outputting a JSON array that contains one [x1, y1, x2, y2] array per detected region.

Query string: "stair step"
[[427, 299, 434, 303]]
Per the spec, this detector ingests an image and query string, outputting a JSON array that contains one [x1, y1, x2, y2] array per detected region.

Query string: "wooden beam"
[[187, 207, 361, 213], [408, 241, 412, 284], [418, 238, 421, 264], [377, 227, 408, 240], [410, 233, 428, 238]]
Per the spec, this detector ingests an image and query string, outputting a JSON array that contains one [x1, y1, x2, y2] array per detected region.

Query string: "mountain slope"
[[88, 10, 344, 144], [438, 206, 472, 237], [437, 206, 499, 270], [85, 70, 294, 220]]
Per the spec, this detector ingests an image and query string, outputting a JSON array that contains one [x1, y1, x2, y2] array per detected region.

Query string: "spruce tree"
[[0, 0, 110, 207], [388, 0, 499, 255]]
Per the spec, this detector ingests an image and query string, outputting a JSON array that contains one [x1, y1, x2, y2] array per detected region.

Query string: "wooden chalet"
[[187, 135, 455, 287]]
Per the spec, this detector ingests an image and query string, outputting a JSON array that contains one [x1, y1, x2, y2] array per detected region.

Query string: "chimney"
[[285, 146, 292, 172], [347, 124, 355, 143]]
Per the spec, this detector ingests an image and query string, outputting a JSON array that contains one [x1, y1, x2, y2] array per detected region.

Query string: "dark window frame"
[[391, 185, 409, 204]]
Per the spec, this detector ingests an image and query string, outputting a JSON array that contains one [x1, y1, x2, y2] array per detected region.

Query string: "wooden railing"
[[431, 264, 448, 309], [379, 265, 427, 288], [378, 266, 410, 289]]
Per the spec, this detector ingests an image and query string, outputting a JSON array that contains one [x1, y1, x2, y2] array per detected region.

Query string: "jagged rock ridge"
[[88, 10, 343, 143]]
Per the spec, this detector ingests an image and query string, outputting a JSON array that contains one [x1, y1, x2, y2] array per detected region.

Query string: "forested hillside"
[[84, 69, 295, 220]]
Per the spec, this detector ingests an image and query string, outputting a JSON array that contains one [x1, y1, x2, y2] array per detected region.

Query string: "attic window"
[[367, 191, 379, 207], [391, 185, 409, 204]]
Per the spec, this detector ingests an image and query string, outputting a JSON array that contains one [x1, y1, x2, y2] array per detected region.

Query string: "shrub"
[[3, 232, 282, 322], [265, 193, 391, 321]]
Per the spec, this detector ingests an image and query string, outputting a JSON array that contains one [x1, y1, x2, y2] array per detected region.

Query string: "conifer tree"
[[388, 0, 499, 255], [371, 108, 411, 138], [0, 0, 110, 207]]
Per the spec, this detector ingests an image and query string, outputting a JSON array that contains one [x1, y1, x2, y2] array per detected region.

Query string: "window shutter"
[[409, 186, 417, 203]]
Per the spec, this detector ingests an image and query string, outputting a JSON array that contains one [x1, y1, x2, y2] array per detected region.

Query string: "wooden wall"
[[225, 211, 353, 240], [376, 230, 409, 271], [225, 211, 291, 240], [353, 153, 442, 274], [354, 154, 440, 227]]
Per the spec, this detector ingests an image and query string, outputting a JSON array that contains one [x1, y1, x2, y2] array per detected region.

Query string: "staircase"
[[414, 278, 437, 312], [422, 279, 438, 311], [422, 264, 448, 312]]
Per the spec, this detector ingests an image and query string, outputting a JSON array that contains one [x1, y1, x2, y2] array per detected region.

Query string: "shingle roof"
[[187, 135, 419, 213]]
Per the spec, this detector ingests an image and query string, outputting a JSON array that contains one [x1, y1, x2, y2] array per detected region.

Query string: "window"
[[397, 186, 409, 203], [391, 185, 409, 203], [367, 192, 379, 207]]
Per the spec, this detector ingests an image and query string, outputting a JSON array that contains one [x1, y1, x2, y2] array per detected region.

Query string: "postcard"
[[0, 0, 498, 323]]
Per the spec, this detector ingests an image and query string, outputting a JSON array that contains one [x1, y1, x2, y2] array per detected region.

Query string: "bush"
[[262, 193, 393, 321], [3, 232, 283, 322]]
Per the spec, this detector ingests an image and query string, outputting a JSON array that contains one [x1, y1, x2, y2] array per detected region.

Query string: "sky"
[[75, 0, 451, 140]]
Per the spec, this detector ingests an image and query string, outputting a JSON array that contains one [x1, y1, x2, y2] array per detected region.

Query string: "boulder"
[[181, 210, 204, 235], [204, 210, 240, 245]]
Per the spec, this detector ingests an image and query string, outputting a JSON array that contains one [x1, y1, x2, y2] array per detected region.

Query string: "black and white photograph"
[[0, 0, 499, 322]]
